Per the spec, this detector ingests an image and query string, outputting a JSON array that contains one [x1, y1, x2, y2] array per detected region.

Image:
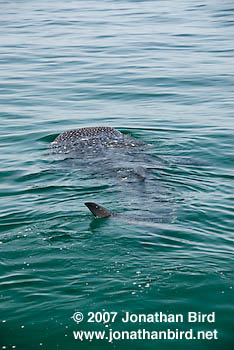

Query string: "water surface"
[[0, 0, 234, 349]]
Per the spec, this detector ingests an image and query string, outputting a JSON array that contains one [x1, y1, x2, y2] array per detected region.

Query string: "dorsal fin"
[[85, 202, 113, 218]]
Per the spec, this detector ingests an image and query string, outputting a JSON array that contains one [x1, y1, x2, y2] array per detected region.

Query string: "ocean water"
[[0, 0, 234, 349]]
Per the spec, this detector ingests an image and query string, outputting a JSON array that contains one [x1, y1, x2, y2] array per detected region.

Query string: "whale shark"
[[49, 126, 158, 182], [50, 126, 143, 155], [49, 126, 168, 179], [50, 126, 174, 223]]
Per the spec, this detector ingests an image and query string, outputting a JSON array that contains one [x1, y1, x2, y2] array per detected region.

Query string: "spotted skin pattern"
[[50, 126, 142, 155]]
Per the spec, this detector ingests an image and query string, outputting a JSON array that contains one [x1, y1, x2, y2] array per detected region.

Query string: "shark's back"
[[50, 126, 142, 155]]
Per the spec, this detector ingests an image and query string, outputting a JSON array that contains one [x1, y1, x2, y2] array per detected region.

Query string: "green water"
[[0, 1, 234, 349]]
